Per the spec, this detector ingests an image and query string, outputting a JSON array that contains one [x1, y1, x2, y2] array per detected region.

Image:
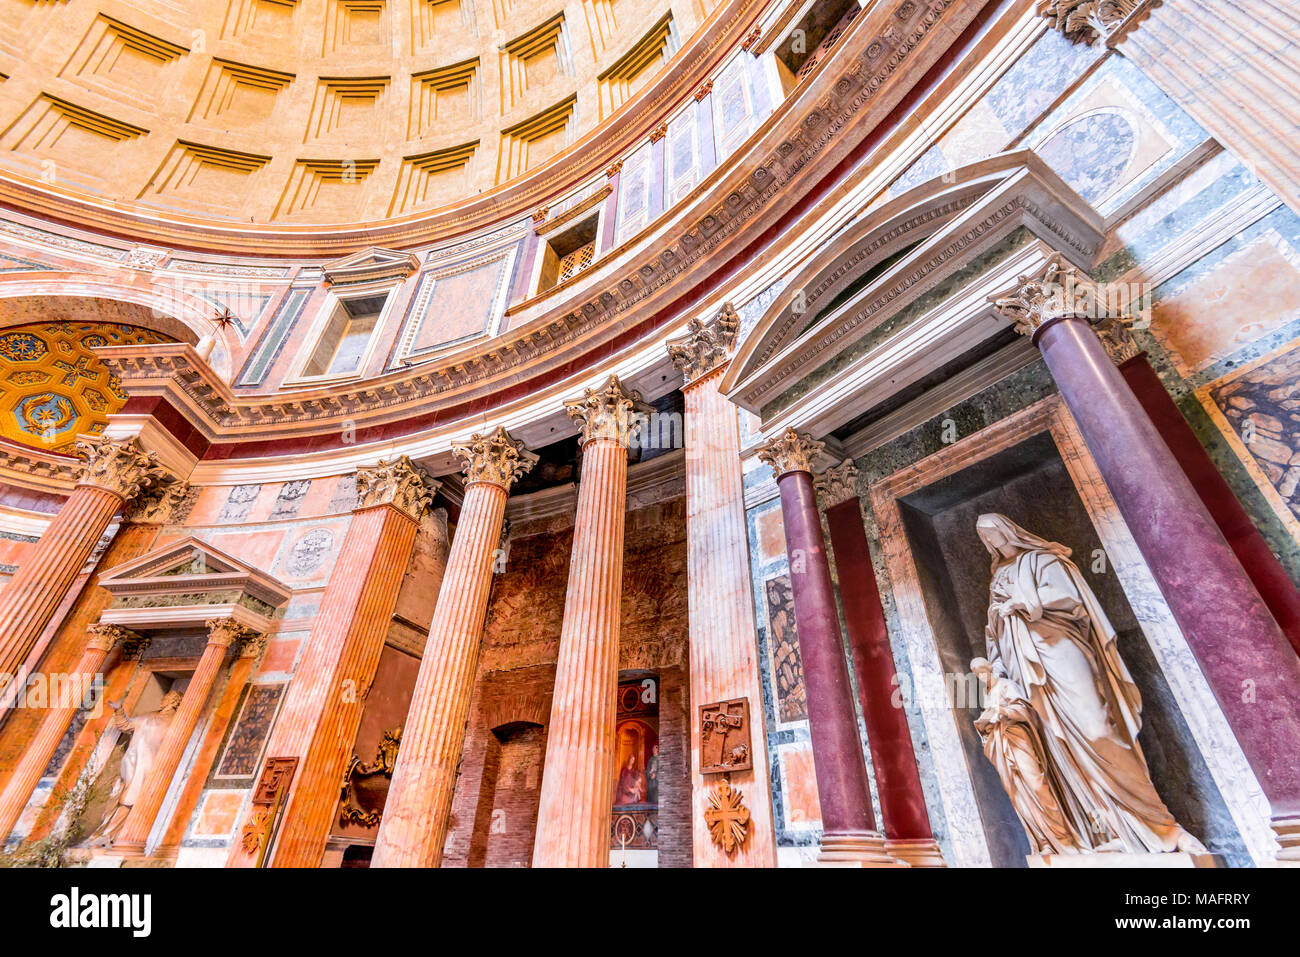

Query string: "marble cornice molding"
[[0, 437, 80, 494], [727, 160, 1106, 412], [89, 1, 974, 456], [0, 0, 768, 257]]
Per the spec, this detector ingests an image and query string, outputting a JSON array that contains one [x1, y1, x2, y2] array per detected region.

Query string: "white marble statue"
[[85, 690, 183, 847], [973, 513, 1205, 856]]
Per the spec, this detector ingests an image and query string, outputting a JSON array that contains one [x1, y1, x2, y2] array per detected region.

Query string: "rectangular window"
[[290, 287, 394, 385]]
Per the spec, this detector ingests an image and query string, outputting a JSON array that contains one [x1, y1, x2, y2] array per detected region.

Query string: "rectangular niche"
[[390, 245, 517, 365], [290, 283, 398, 384], [497, 94, 574, 183], [536, 211, 599, 292], [596, 13, 675, 119]]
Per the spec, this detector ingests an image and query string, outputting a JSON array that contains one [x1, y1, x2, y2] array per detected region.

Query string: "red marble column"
[[668, 305, 777, 866], [0, 438, 164, 684], [758, 429, 896, 865], [372, 430, 536, 868], [115, 618, 252, 852], [1119, 353, 1300, 657], [226, 456, 435, 867], [817, 461, 943, 867], [0, 623, 135, 843], [996, 256, 1300, 860], [532, 376, 643, 868]]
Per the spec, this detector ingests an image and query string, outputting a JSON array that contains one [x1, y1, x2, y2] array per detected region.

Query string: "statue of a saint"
[[973, 513, 1205, 856], [85, 690, 183, 847]]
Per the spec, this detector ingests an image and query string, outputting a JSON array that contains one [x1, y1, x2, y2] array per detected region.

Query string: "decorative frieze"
[[815, 458, 860, 508], [757, 427, 825, 478], [453, 426, 538, 490], [666, 303, 739, 385], [74, 437, 169, 502], [356, 455, 439, 521], [563, 375, 649, 448]]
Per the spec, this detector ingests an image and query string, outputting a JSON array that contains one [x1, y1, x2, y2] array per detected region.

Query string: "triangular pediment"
[[322, 246, 419, 286], [98, 536, 291, 612]]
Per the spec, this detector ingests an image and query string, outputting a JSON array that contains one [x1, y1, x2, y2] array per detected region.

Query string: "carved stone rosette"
[[815, 458, 860, 509], [206, 618, 259, 649], [85, 622, 140, 654], [563, 375, 649, 449], [74, 437, 169, 503], [666, 303, 740, 386], [452, 426, 539, 490], [757, 427, 825, 479], [356, 455, 439, 521], [1039, 0, 1139, 44]]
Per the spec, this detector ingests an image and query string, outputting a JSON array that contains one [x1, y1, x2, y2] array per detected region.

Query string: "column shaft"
[[371, 482, 508, 867], [682, 369, 776, 866], [0, 485, 122, 680], [532, 437, 628, 867], [1037, 317, 1300, 840], [824, 498, 942, 866], [115, 629, 233, 849]]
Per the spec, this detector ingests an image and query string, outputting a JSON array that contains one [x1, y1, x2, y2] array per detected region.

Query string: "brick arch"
[[481, 691, 550, 734]]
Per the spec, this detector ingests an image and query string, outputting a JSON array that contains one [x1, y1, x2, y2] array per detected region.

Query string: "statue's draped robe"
[[118, 711, 172, 807], [985, 549, 1184, 853]]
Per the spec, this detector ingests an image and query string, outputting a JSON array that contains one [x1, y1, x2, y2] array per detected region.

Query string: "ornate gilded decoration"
[[74, 437, 169, 502], [84, 622, 140, 654], [704, 778, 752, 857], [0, 322, 171, 454], [1039, 0, 1139, 45], [666, 303, 739, 385], [355, 455, 438, 521], [453, 425, 539, 490], [815, 458, 860, 508], [563, 375, 650, 448], [205, 617, 259, 649], [339, 727, 402, 827], [699, 698, 752, 775], [757, 427, 825, 478]]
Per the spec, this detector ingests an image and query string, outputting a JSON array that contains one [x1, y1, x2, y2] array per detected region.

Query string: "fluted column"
[[372, 430, 536, 868], [533, 375, 645, 867], [115, 618, 252, 851], [0, 438, 165, 684], [1043, 0, 1300, 215], [759, 429, 896, 865], [817, 461, 944, 867], [993, 255, 1300, 859], [0, 623, 136, 843], [668, 305, 777, 867], [222, 457, 436, 867]]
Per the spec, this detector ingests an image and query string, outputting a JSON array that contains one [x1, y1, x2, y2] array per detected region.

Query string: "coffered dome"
[[0, 0, 704, 226]]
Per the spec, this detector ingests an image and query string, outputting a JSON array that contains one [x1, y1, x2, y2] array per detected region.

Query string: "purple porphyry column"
[[759, 428, 898, 866], [996, 256, 1300, 860]]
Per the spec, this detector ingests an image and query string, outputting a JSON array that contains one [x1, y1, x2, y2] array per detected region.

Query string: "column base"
[[813, 831, 906, 867], [1028, 852, 1222, 869], [885, 837, 945, 867]]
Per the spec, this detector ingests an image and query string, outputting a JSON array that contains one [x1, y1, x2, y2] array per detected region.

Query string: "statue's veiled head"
[[976, 513, 1072, 568]]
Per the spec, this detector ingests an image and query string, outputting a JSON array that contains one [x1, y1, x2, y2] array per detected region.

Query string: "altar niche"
[[611, 673, 659, 866], [893, 431, 1248, 867]]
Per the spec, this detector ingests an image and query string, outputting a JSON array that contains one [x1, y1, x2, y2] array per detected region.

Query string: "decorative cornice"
[[74, 437, 169, 503], [757, 427, 825, 478], [564, 375, 650, 448], [1038, 0, 1140, 45], [206, 618, 260, 648], [355, 455, 439, 521], [85, 622, 141, 655], [667, 303, 739, 385], [453, 426, 539, 490], [815, 458, 860, 508]]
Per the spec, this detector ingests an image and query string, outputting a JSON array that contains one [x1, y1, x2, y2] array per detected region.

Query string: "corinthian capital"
[[206, 618, 259, 649], [453, 426, 539, 491], [86, 622, 141, 655], [757, 427, 825, 479], [356, 455, 439, 521], [74, 437, 169, 502], [126, 479, 194, 526], [815, 459, 860, 508], [667, 303, 740, 385], [1040, 0, 1139, 44], [564, 375, 650, 448], [990, 254, 1102, 338]]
